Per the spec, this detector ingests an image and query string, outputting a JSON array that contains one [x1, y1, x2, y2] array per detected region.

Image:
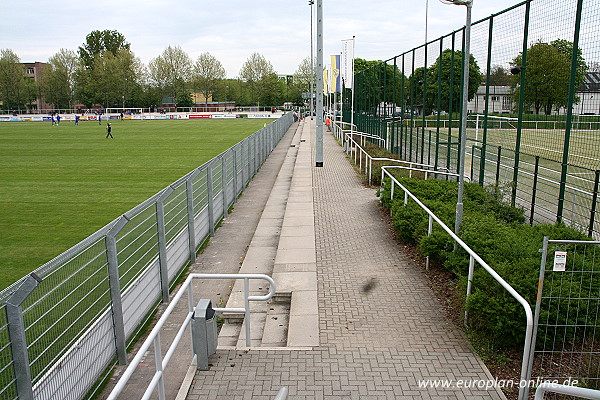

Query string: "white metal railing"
[[381, 166, 535, 400], [107, 273, 276, 400], [534, 383, 600, 399], [332, 122, 452, 186]]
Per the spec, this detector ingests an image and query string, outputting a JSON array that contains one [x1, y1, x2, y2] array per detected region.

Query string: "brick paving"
[[186, 121, 506, 400]]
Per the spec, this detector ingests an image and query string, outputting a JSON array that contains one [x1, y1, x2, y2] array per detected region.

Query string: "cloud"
[[0, 0, 539, 78]]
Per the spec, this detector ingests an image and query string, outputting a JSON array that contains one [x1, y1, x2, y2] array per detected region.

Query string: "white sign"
[[553, 251, 567, 271]]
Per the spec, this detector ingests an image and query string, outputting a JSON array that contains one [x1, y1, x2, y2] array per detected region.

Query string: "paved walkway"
[[184, 119, 506, 399]]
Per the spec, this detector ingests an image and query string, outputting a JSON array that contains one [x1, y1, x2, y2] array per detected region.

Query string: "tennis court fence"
[[346, 0, 600, 237]]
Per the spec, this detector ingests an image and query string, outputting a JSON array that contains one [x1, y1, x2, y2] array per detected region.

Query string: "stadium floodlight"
[[439, 0, 472, 5], [440, 0, 473, 236]]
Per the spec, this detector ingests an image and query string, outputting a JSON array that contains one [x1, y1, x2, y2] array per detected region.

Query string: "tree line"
[[0, 30, 315, 111]]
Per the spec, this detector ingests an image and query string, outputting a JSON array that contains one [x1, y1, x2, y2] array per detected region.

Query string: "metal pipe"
[[454, 0, 472, 236]]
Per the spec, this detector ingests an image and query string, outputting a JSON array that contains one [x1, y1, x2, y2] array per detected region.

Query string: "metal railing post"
[[186, 173, 198, 264], [530, 156, 540, 226], [464, 255, 475, 327], [105, 216, 129, 365], [244, 277, 251, 347], [5, 273, 41, 400], [426, 216, 433, 270], [207, 164, 215, 237], [157, 187, 174, 302], [222, 155, 228, 219], [588, 170, 600, 237], [233, 148, 239, 203], [153, 333, 166, 400]]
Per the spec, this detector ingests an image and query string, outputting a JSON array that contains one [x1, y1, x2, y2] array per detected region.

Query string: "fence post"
[[495, 146, 502, 186], [156, 187, 174, 302], [511, 0, 532, 208], [588, 170, 600, 237], [233, 148, 238, 204], [527, 235, 550, 399], [479, 16, 494, 186], [556, 0, 584, 224], [185, 173, 198, 265], [530, 156, 540, 226], [222, 155, 228, 219], [105, 216, 129, 365], [5, 273, 41, 400], [464, 255, 475, 327], [207, 164, 215, 237]]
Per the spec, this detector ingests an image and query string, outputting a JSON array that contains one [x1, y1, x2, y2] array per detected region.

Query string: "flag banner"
[[341, 39, 354, 89], [323, 68, 329, 94], [330, 55, 341, 93]]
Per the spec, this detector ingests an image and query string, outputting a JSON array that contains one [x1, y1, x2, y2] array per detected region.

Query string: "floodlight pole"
[[315, 0, 324, 167], [450, 0, 472, 235]]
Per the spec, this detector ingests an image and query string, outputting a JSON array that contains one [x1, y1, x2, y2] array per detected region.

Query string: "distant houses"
[[467, 72, 600, 116]]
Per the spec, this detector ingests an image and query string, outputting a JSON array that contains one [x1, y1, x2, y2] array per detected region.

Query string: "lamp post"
[[315, 0, 324, 167], [440, 0, 473, 235]]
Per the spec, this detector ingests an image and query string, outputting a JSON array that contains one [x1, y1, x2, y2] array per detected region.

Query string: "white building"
[[467, 72, 600, 116]]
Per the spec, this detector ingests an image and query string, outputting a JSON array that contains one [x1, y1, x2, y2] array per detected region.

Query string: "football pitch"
[[0, 118, 273, 290]]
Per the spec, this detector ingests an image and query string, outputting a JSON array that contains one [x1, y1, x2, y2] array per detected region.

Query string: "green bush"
[[380, 176, 594, 349]]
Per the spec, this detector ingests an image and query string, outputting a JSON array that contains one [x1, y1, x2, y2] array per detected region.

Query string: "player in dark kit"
[[106, 123, 113, 138]]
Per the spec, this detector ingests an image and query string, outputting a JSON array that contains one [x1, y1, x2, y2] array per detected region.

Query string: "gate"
[[532, 237, 600, 393]]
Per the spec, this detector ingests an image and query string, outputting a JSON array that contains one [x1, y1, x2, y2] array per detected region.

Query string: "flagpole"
[[350, 36, 356, 134]]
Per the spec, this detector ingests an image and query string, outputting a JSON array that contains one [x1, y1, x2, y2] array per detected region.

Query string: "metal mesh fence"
[[0, 113, 294, 399], [534, 239, 600, 392], [351, 0, 600, 237]]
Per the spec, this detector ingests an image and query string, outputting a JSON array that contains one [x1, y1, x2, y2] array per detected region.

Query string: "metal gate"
[[531, 237, 600, 393]]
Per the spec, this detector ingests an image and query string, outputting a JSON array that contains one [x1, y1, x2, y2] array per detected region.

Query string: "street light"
[[440, 0, 473, 235]]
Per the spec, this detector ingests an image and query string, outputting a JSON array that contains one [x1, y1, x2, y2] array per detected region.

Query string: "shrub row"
[[379, 176, 597, 349]]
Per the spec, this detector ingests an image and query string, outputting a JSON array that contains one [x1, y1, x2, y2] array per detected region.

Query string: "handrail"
[[107, 273, 276, 400], [381, 166, 535, 400], [381, 165, 468, 182], [340, 125, 450, 185], [534, 383, 600, 400]]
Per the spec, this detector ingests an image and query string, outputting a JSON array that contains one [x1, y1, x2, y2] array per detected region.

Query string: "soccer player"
[[106, 123, 113, 138]]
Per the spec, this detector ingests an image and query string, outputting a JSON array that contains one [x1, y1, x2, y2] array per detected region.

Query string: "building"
[[467, 85, 513, 114], [576, 71, 600, 115], [23, 62, 52, 111], [467, 72, 600, 116]]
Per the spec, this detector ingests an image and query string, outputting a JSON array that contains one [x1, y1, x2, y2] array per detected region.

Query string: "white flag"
[[341, 38, 355, 89]]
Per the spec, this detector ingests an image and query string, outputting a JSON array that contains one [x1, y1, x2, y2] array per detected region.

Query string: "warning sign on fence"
[[553, 251, 567, 271]]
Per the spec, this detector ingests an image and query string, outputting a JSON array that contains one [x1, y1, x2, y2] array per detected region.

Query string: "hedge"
[[379, 176, 597, 348]]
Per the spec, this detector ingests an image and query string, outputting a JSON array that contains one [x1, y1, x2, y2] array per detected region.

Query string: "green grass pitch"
[[0, 118, 272, 290]]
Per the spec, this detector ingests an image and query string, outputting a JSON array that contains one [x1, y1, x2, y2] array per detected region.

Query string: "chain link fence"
[[0, 113, 293, 400], [349, 0, 600, 237], [534, 238, 600, 393]]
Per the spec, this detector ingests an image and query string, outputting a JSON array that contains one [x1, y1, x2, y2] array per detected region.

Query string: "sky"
[[0, 0, 526, 78]]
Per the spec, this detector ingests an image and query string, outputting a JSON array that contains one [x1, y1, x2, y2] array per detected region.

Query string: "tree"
[[354, 58, 408, 115], [409, 49, 482, 115], [0, 49, 38, 111], [213, 78, 246, 105], [192, 52, 226, 106], [239, 53, 277, 106], [291, 57, 314, 103], [510, 40, 587, 115], [41, 49, 78, 109], [78, 30, 130, 70], [487, 65, 512, 86], [148, 46, 192, 107]]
